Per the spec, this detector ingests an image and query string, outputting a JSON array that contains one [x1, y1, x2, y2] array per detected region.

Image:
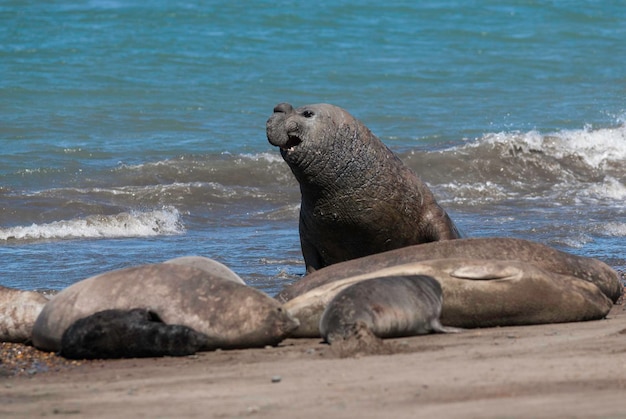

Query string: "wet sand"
[[2, 304, 626, 418]]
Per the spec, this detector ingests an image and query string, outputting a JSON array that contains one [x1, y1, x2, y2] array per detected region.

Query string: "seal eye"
[[302, 110, 315, 118]]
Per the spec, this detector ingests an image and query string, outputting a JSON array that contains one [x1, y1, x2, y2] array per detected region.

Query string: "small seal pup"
[[0, 285, 49, 343], [32, 263, 299, 352], [60, 308, 211, 360], [276, 237, 622, 304], [267, 103, 461, 272], [284, 258, 613, 338], [320, 275, 456, 344]]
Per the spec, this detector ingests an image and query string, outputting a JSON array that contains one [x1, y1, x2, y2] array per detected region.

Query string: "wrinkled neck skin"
[[295, 125, 396, 206], [267, 103, 413, 209]]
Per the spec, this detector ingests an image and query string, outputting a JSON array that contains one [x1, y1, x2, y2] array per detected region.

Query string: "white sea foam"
[[577, 176, 626, 202], [445, 124, 626, 206], [467, 124, 626, 170], [598, 222, 626, 237], [0, 207, 185, 242], [553, 125, 626, 168], [114, 151, 285, 172], [436, 181, 512, 205], [238, 152, 284, 163], [550, 233, 594, 249]]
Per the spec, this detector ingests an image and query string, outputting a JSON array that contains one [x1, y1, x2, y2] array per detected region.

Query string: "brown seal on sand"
[[0, 285, 49, 343], [266, 103, 461, 272], [276, 237, 622, 304], [283, 258, 613, 338], [320, 275, 457, 344], [32, 263, 298, 352]]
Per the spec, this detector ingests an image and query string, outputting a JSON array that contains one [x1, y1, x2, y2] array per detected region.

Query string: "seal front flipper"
[[325, 321, 391, 358], [300, 231, 323, 274], [449, 261, 523, 281]]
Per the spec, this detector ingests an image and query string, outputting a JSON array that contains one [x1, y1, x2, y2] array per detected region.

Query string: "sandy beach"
[[1, 303, 625, 418]]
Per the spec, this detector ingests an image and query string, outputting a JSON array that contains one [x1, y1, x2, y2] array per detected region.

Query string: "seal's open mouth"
[[281, 134, 302, 151]]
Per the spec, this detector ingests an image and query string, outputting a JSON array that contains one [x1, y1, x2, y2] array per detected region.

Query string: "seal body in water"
[[319, 275, 456, 344], [60, 308, 211, 360], [266, 102, 461, 272]]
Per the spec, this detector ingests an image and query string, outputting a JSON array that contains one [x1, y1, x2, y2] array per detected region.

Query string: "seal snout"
[[273, 103, 294, 114], [267, 103, 302, 152]]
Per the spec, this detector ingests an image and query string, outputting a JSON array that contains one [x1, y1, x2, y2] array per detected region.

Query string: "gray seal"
[[319, 275, 456, 344], [266, 103, 461, 272], [60, 308, 211, 359], [0, 285, 49, 343], [276, 237, 622, 304], [32, 263, 298, 352]]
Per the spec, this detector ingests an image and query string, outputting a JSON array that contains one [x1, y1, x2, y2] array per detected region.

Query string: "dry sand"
[[2, 304, 626, 418]]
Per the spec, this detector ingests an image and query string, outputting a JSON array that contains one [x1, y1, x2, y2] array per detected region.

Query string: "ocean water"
[[1, 1, 625, 295]]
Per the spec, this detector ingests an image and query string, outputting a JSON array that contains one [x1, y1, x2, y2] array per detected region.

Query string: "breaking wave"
[[0, 207, 185, 242], [414, 124, 626, 207]]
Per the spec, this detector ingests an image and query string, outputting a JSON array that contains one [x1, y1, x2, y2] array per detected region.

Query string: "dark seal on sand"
[[60, 308, 211, 360], [266, 103, 461, 272]]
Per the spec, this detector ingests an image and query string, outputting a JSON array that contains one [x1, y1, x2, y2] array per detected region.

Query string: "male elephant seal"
[[276, 237, 622, 304], [0, 285, 49, 343], [284, 258, 613, 338], [32, 263, 298, 352], [266, 103, 461, 272], [320, 275, 456, 344], [60, 308, 211, 360]]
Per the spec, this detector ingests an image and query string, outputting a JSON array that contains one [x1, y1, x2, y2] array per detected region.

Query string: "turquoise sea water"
[[1, 1, 625, 294]]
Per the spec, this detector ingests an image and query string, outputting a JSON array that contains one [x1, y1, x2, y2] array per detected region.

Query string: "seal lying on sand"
[[0, 285, 49, 343], [266, 103, 461, 272], [276, 237, 622, 304], [320, 275, 456, 344], [284, 259, 613, 338], [60, 308, 211, 360], [163, 255, 246, 284], [32, 262, 298, 352]]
